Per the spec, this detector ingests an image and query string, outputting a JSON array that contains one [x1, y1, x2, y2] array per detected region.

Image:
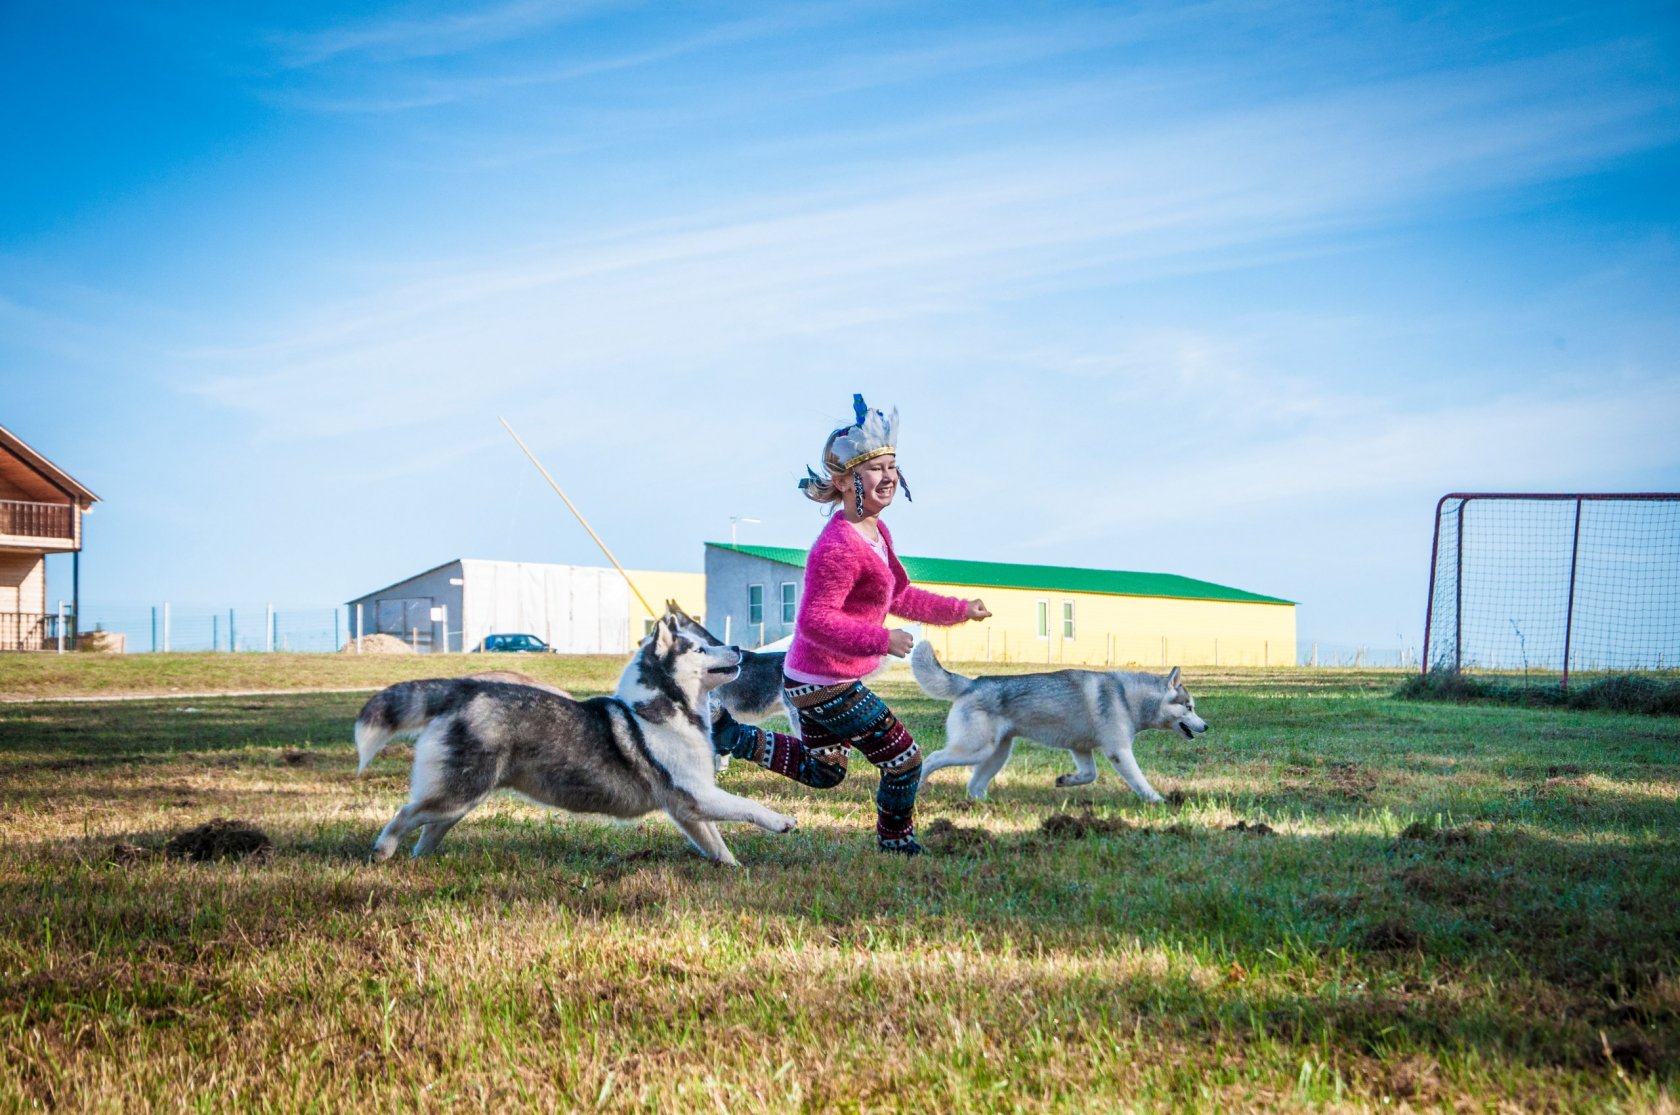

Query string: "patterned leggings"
[[715, 679, 922, 849]]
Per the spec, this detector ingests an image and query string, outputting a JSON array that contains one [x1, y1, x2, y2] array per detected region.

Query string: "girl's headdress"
[[799, 393, 912, 505]]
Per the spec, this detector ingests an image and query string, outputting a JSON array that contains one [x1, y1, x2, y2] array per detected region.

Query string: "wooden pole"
[[500, 418, 657, 620]]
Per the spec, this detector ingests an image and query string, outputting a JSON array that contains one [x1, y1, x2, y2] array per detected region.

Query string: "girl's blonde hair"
[[800, 430, 850, 506]]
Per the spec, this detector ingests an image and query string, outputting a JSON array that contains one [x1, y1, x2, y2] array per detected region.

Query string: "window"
[[1036, 600, 1049, 639], [1063, 601, 1076, 639], [643, 618, 656, 637], [780, 582, 797, 624], [747, 584, 764, 626]]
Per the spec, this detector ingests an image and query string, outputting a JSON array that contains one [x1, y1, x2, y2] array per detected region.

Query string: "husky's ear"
[[1167, 666, 1181, 689], [652, 614, 676, 653]]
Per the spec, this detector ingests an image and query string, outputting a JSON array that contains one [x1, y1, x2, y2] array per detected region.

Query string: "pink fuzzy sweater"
[[785, 513, 970, 681]]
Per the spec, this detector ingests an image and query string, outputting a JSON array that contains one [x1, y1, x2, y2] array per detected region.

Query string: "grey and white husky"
[[910, 642, 1209, 803], [354, 615, 797, 865], [663, 601, 798, 774], [663, 600, 793, 728]]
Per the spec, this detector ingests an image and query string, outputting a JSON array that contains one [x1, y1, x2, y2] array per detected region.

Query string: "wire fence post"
[[229, 609, 236, 653], [266, 604, 274, 652], [1562, 497, 1583, 691], [150, 606, 157, 653], [56, 600, 65, 654], [1454, 499, 1465, 672]]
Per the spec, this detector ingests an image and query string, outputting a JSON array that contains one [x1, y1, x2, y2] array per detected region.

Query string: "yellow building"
[[705, 544, 1294, 668]]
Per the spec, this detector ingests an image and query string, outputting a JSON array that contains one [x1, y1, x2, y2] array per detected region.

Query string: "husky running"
[[910, 642, 1208, 802], [354, 614, 796, 865]]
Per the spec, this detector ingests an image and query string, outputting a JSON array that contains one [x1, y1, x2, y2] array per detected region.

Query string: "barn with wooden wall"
[[705, 543, 1294, 668]]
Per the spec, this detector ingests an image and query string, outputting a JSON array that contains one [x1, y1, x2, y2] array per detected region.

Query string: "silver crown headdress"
[[799, 394, 912, 503]]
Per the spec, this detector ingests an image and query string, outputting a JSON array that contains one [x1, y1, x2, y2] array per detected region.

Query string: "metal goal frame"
[[1422, 492, 1680, 688]]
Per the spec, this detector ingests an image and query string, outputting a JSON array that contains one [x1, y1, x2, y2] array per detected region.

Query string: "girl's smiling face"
[[849, 454, 898, 516]]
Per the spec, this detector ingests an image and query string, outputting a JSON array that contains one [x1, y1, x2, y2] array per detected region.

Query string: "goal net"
[[1422, 493, 1680, 684]]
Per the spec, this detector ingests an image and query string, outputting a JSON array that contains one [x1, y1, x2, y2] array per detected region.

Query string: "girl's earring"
[[853, 473, 866, 517]]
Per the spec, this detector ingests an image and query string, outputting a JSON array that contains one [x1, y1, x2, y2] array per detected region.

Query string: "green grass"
[[1, 655, 1677, 1112]]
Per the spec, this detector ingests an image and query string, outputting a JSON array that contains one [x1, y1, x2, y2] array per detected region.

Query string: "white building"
[[346, 558, 705, 654]]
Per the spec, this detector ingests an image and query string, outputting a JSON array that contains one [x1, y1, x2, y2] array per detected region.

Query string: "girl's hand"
[[887, 628, 915, 657], [966, 599, 992, 621]]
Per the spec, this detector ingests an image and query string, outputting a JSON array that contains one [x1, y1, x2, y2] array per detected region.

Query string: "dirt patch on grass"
[[922, 817, 996, 853], [163, 818, 272, 862], [1361, 920, 1422, 951], [1398, 821, 1475, 845], [1225, 820, 1275, 835], [1376, 1053, 1443, 1105], [1537, 775, 1593, 803], [1397, 864, 1482, 907], [1042, 812, 1133, 839], [108, 841, 159, 866], [280, 748, 313, 766], [1326, 761, 1378, 801]]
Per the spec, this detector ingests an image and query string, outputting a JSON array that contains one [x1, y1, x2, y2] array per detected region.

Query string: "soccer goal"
[[1422, 493, 1680, 686]]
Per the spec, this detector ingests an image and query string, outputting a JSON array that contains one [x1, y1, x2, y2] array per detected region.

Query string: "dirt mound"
[[339, 634, 415, 655], [108, 841, 159, 865], [164, 818, 272, 862], [1326, 761, 1378, 801], [1361, 920, 1422, 951], [1398, 821, 1474, 845], [1042, 812, 1133, 839], [922, 817, 995, 853]]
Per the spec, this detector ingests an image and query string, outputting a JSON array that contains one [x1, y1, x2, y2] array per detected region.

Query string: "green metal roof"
[[705, 543, 1294, 606]]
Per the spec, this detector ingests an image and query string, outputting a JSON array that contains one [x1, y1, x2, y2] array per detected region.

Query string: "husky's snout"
[[706, 645, 744, 678], [1177, 715, 1209, 740]]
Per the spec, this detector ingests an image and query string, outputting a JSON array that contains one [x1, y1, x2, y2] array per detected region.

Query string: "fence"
[[73, 604, 347, 654], [0, 610, 77, 652], [1296, 641, 1417, 668], [22, 602, 1423, 668]]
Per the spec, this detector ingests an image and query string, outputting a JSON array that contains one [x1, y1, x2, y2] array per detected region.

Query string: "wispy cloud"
[[269, 0, 605, 68], [181, 34, 1676, 439]]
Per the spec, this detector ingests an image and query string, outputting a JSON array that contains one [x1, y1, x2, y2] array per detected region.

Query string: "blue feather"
[[852, 393, 869, 425]]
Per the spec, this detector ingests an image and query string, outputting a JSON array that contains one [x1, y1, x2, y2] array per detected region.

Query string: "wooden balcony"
[[0, 499, 78, 550]]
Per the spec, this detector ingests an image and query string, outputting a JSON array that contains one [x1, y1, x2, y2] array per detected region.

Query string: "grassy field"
[[0, 655, 1676, 1112]]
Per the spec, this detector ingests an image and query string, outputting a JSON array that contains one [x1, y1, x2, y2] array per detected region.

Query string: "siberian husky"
[[662, 601, 799, 773], [910, 642, 1208, 803], [354, 614, 797, 865], [663, 600, 794, 727]]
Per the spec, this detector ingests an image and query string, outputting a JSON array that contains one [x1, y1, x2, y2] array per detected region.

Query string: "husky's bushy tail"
[[909, 642, 975, 700], [354, 680, 465, 775]]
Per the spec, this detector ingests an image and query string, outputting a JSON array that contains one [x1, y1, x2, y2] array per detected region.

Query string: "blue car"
[[475, 633, 556, 653]]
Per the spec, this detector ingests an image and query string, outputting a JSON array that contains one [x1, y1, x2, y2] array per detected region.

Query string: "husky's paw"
[[370, 839, 397, 863], [763, 811, 797, 834]]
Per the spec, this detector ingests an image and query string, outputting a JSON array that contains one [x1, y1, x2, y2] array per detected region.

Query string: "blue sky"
[[4, 0, 1677, 652]]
